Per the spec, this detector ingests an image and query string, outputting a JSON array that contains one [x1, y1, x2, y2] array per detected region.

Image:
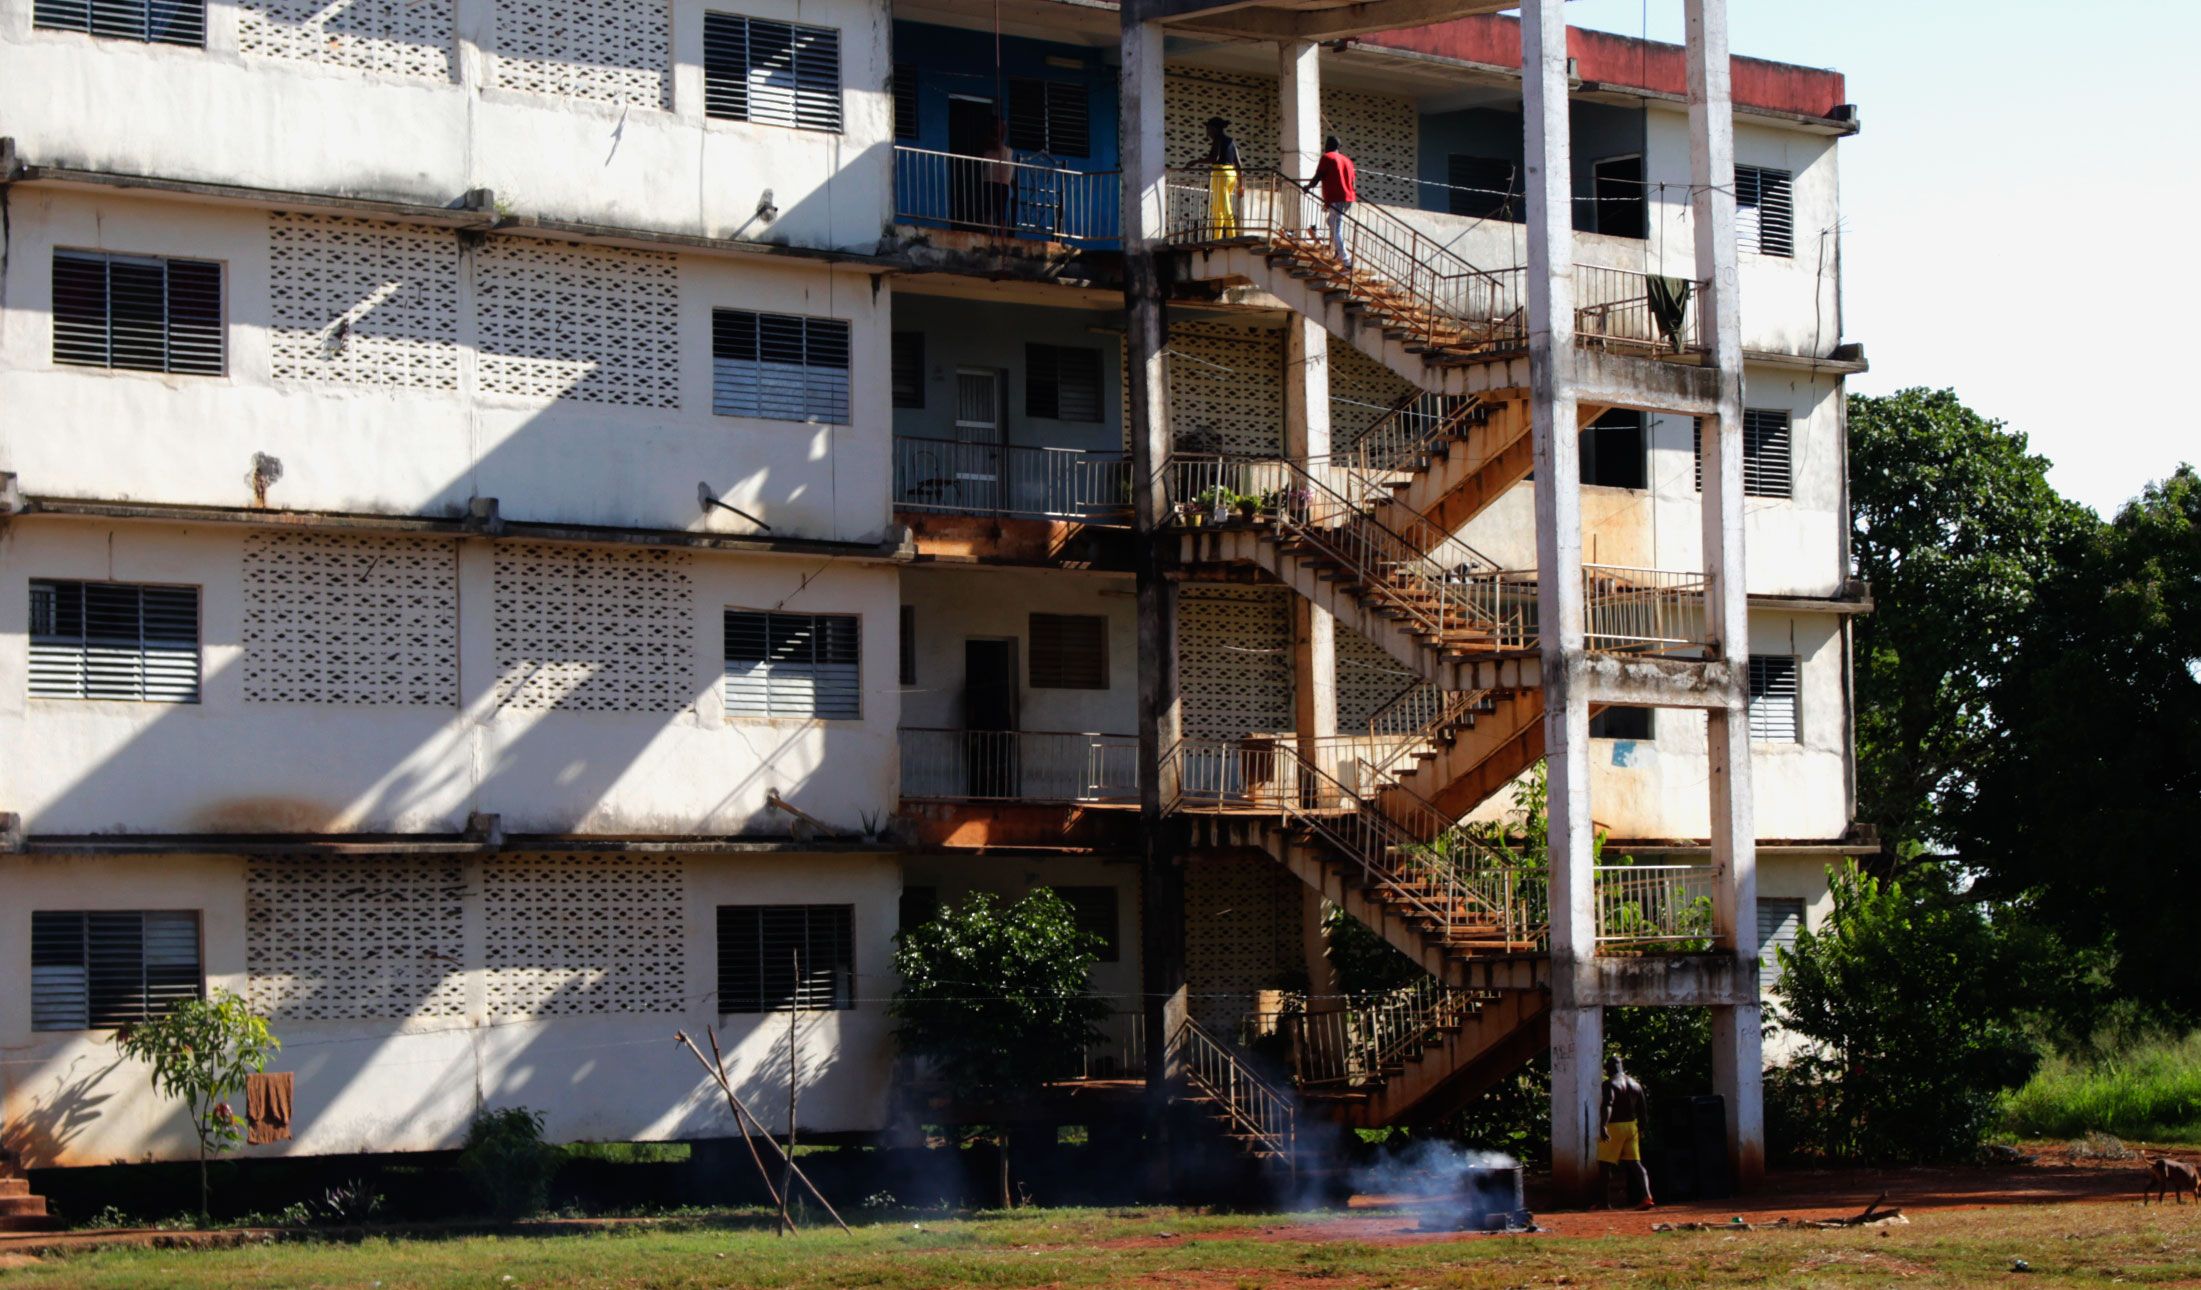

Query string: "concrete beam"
[[1582, 654, 1748, 710], [1567, 952, 1758, 1008], [1156, 0, 1515, 42]]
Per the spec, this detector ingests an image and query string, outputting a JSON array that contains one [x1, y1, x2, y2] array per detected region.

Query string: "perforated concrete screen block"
[[268, 215, 462, 392], [1178, 584, 1291, 740], [247, 857, 469, 1022], [475, 240, 680, 408], [482, 855, 685, 1018], [242, 533, 460, 707], [491, 0, 670, 108], [491, 544, 696, 713], [239, 0, 453, 80]]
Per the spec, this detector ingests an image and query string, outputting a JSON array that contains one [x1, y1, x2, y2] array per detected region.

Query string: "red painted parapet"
[[1362, 15, 1849, 122]]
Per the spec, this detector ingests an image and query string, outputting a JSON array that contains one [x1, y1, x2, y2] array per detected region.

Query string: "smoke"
[[1285, 1119, 1530, 1229]]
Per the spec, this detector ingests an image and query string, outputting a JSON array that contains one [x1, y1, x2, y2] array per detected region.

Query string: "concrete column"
[[1685, 0, 1765, 1190], [1521, 0, 1598, 1206], [1122, 18, 1186, 1112], [1284, 323, 1337, 761]]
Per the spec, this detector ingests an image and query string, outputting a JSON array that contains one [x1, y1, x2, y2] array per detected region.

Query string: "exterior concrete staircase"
[[0, 1150, 57, 1233]]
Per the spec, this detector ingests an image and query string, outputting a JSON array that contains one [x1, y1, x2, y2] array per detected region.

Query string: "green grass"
[[2004, 1031, 2201, 1143], [7, 1204, 2201, 1288]]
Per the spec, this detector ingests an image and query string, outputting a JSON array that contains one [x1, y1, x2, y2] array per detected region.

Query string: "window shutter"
[[725, 610, 861, 719], [1446, 155, 1520, 221], [702, 13, 749, 120], [1748, 654, 1799, 742], [29, 580, 200, 703], [716, 905, 853, 1012], [1045, 82, 1088, 158], [1026, 344, 1101, 423], [790, 23, 841, 132], [1029, 613, 1107, 690], [892, 64, 918, 140], [1756, 898, 1805, 994], [1737, 166, 1795, 258], [49, 253, 222, 375], [713, 310, 847, 423], [31, 910, 202, 1031], [892, 332, 925, 409], [37, 0, 202, 44], [1741, 408, 1793, 499]]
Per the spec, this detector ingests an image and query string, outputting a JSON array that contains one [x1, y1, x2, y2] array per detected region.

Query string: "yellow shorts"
[[1598, 1120, 1642, 1164]]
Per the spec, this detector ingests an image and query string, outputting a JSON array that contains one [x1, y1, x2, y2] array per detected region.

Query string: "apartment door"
[[947, 95, 997, 228], [953, 369, 1005, 513], [963, 637, 1020, 797]]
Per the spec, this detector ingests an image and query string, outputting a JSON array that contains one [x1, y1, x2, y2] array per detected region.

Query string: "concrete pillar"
[[1521, 0, 1598, 1206], [1685, 0, 1765, 1190], [1121, 18, 1187, 1114], [1278, 41, 1338, 767]]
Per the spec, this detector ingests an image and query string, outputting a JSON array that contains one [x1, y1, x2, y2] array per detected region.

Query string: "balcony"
[[892, 436, 1130, 525], [892, 146, 1121, 247], [898, 728, 1140, 804]]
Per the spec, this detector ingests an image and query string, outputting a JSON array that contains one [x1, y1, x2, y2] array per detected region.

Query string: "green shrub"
[[459, 1106, 556, 1219], [2002, 1032, 2201, 1143]]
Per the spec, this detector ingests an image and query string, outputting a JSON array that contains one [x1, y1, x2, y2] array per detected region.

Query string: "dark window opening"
[[1589, 706, 1655, 741], [898, 604, 917, 687], [716, 905, 854, 1012], [1445, 155, 1522, 222], [897, 885, 939, 934], [1029, 613, 1107, 690], [1591, 155, 1647, 239], [1579, 409, 1647, 490], [892, 331, 925, 410], [1026, 343, 1102, 422]]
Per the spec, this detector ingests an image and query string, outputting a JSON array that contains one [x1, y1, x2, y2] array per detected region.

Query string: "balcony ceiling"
[[1134, 0, 1518, 42]]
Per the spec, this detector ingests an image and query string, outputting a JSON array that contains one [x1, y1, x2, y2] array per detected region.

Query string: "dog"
[[2144, 1157, 2199, 1205]]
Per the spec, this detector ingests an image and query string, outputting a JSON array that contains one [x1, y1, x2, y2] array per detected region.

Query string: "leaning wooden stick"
[[676, 1029, 793, 1226], [676, 1028, 852, 1234]]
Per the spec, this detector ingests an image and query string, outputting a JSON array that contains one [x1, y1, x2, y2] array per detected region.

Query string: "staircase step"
[[0, 1195, 50, 1218]]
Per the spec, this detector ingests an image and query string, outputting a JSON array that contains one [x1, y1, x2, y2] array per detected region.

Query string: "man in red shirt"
[[1305, 135, 1357, 271]]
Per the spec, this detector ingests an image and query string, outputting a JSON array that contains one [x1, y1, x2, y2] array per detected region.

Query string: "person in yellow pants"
[[1202, 116, 1242, 239], [1598, 1054, 1657, 1210]]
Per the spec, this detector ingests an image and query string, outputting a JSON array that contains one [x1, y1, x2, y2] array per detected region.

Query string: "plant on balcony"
[[891, 888, 1109, 1207], [113, 990, 281, 1221]]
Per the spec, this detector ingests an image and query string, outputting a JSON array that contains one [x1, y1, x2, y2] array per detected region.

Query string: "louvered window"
[[52, 252, 223, 375], [1007, 78, 1088, 158], [1025, 343, 1102, 422], [1736, 165, 1795, 258], [1748, 654, 1800, 743], [1029, 613, 1107, 690], [892, 63, 918, 140], [1054, 885, 1119, 962], [892, 332, 925, 409], [1693, 410, 1795, 499], [725, 610, 860, 719], [30, 580, 201, 703], [716, 905, 853, 1012], [1755, 898, 1805, 995], [31, 911, 202, 1031], [1589, 706, 1655, 741], [703, 13, 841, 133], [34, 0, 204, 45], [1446, 155, 1521, 221], [713, 310, 850, 423]]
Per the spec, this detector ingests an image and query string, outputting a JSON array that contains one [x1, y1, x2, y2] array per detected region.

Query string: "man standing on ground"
[[1304, 134, 1356, 271], [1598, 1054, 1656, 1210]]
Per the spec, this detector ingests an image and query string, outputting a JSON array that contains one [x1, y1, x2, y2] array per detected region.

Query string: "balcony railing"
[[1079, 1009, 1147, 1079], [1582, 563, 1710, 653], [1575, 264, 1710, 355], [892, 146, 1121, 246], [897, 728, 1139, 804], [1593, 864, 1717, 947], [893, 436, 1130, 525]]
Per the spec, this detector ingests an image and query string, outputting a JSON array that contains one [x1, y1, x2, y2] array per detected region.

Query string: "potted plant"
[[1233, 490, 1260, 521]]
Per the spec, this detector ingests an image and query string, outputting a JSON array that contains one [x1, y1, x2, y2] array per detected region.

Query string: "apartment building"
[[0, 0, 1862, 1196]]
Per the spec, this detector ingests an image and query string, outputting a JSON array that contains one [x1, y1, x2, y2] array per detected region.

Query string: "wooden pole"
[[680, 1029, 792, 1225], [781, 951, 799, 1237], [674, 1028, 853, 1234]]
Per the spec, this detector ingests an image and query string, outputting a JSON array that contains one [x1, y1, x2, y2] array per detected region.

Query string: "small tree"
[[1772, 862, 2059, 1163], [114, 989, 280, 1220], [891, 888, 1109, 1205]]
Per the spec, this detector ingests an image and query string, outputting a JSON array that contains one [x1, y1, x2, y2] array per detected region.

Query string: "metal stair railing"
[[1173, 1016, 1296, 1164], [1358, 681, 1489, 790], [1164, 168, 1527, 355], [1251, 977, 1479, 1091], [1340, 391, 1488, 478], [1165, 737, 1536, 950], [1163, 453, 1536, 653]]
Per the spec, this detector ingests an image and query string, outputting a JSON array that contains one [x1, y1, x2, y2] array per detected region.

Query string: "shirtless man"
[[1598, 1055, 1656, 1209]]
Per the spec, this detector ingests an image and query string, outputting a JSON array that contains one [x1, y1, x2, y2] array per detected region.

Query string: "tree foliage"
[[891, 888, 1111, 1098], [114, 989, 280, 1218], [1848, 388, 2096, 857], [1959, 466, 2201, 1014], [1772, 862, 2063, 1163]]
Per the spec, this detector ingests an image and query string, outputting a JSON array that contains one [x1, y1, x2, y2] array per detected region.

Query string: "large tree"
[[1959, 467, 2201, 1014], [1848, 389, 2097, 858]]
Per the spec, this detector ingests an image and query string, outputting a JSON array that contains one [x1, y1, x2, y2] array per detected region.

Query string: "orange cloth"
[[246, 1071, 294, 1145]]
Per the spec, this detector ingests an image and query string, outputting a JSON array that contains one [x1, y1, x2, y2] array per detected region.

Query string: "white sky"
[[1554, 0, 2201, 518]]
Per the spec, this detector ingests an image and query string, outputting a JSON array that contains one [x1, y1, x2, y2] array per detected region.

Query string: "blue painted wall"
[[891, 22, 1119, 175]]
